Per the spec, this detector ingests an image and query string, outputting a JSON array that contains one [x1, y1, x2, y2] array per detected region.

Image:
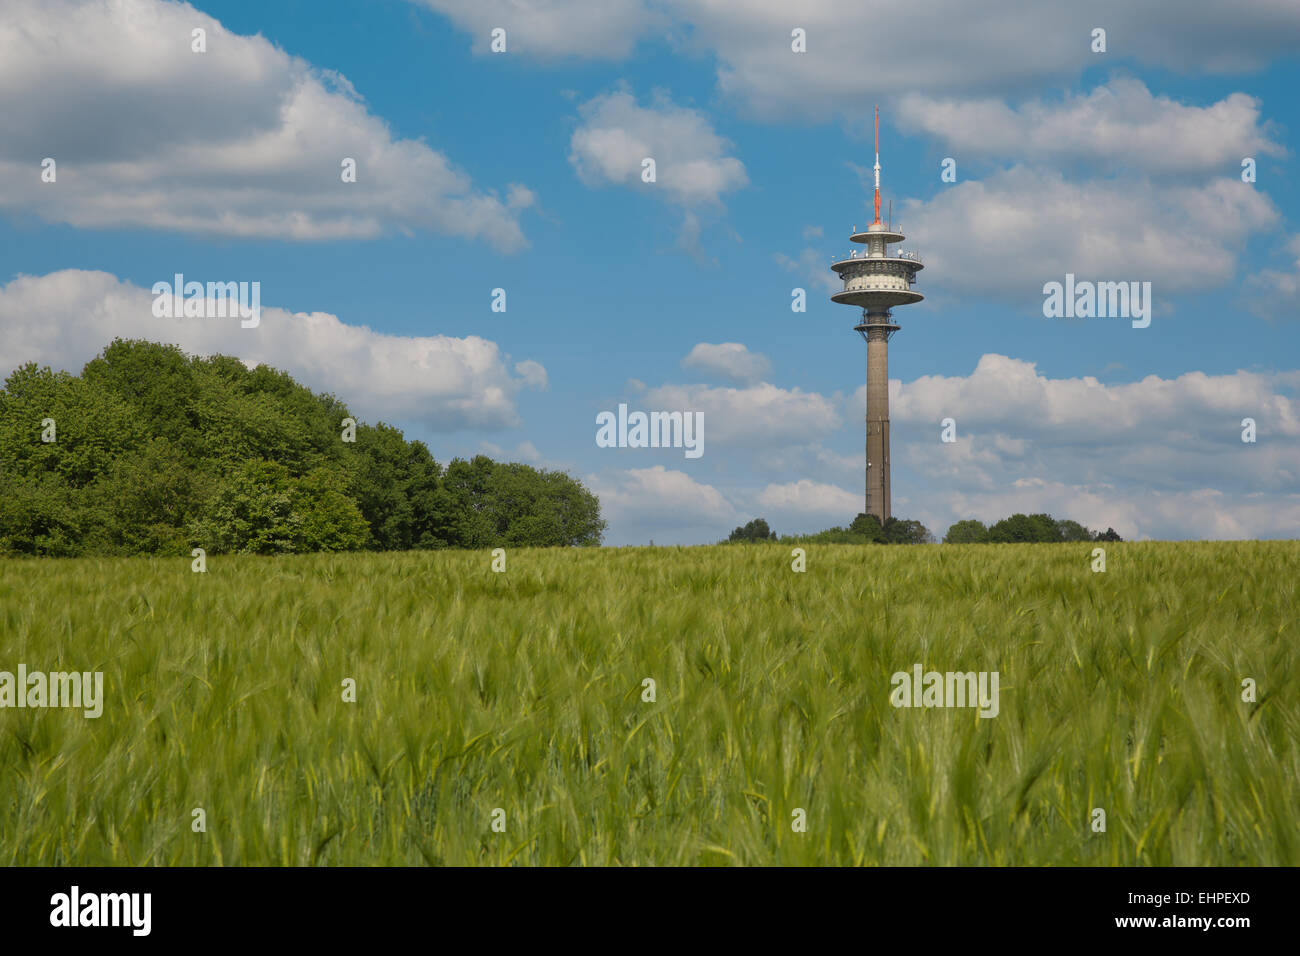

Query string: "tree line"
[[0, 339, 606, 556], [943, 514, 1123, 543], [727, 513, 934, 545], [726, 512, 1122, 546]]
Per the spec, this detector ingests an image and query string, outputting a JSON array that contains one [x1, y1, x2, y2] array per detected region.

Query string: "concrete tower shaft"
[[828, 109, 924, 522], [864, 325, 892, 521]]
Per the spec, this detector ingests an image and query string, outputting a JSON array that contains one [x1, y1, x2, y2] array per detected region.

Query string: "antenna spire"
[[872, 105, 882, 225]]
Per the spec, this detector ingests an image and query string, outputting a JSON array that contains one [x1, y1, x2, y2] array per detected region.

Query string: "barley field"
[[1, 541, 1296, 866]]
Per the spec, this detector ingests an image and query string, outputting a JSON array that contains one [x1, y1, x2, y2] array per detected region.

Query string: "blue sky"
[[2, 0, 1298, 543]]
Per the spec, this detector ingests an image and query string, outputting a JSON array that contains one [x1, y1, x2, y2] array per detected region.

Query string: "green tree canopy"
[[849, 512, 886, 542], [988, 513, 1058, 543], [947, 513, 1122, 543], [0, 339, 605, 556], [943, 519, 989, 543], [1056, 519, 1092, 542], [729, 518, 776, 542], [777, 513, 931, 546], [883, 517, 933, 544]]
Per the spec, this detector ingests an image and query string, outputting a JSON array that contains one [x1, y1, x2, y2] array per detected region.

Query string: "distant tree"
[[988, 513, 1054, 542], [883, 517, 932, 544], [849, 512, 885, 542], [1027, 513, 1063, 542], [493, 462, 606, 548], [978, 512, 1119, 544], [346, 422, 452, 550], [443, 455, 497, 548], [291, 467, 373, 553], [1056, 519, 1092, 542], [89, 436, 204, 555], [192, 460, 369, 554], [443, 456, 605, 548], [944, 519, 989, 543], [0, 360, 148, 489], [729, 518, 776, 542], [779, 514, 931, 546], [82, 339, 202, 449], [0, 472, 87, 557]]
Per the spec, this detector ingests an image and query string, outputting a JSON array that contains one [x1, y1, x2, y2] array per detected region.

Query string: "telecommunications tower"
[[830, 107, 924, 522]]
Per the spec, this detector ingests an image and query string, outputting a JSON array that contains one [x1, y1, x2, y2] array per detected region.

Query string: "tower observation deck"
[[829, 108, 924, 523]]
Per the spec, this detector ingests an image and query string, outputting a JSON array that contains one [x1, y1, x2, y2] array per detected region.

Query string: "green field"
[[1, 541, 1296, 866]]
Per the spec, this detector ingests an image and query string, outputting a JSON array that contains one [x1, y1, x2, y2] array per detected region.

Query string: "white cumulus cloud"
[[568, 89, 747, 207], [681, 342, 771, 384], [641, 381, 839, 447], [902, 168, 1278, 301], [0, 270, 546, 430], [877, 354, 1300, 539], [0, 0, 531, 247], [898, 79, 1285, 175], [419, 2, 1300, 117], [670, 0, 1300, 120], [754, 479, 860, 518], [413, 0, 664, 59], [586, 465, 739, 544]]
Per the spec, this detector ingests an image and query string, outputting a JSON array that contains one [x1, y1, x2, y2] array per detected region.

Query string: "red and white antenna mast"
[[872, 105, 882, 225]]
